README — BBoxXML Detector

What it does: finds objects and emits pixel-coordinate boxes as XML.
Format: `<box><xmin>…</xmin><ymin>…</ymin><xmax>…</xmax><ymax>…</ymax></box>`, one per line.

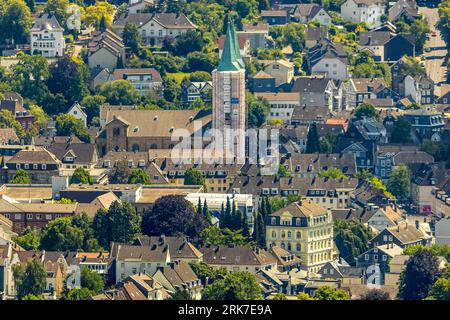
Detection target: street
<box><xmin>420</xmin><ymin>6</ymin><xmax>448</xmax><ymax>95</ymax></box>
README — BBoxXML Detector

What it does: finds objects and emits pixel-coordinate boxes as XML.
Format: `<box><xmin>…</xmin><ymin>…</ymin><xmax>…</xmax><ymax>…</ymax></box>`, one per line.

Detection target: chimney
<box><xmin>415</xmin><ymin>220</ymin><xmax>420</xmax><ymax>230</ymax></box>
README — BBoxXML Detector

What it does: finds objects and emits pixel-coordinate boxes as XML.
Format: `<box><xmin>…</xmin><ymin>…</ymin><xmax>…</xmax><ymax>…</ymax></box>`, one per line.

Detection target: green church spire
<box><xmin>217</xmin><ymin>16</ymin><xmax>243</xmax><ymax>72</ymax></box>
<box><xmin>230</xmin><ymin>18</ymin><xmax>245</xmax><ymax>69</ymax></box>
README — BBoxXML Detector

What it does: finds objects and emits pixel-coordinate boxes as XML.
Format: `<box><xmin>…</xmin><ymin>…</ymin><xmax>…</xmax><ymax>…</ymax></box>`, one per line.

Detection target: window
<box><xmin>382</xmin><ymin>255</ymin><xmax>387</xmax><ymax>261</ymax></box>
<box><xmin>27</xmin><ymin>214</ymin><xmax>33</xmax><ymax>219</ymax></box>
<box><xmin>113</xmin><ymin>128</ymin><xmax>120</xmax><ymax>136</ymax></box>
<box><xmin>42</xmin><ymin>164</ymin><xmax>46</xmax><ymax>170</ymax></box>
<box><xmin>46</xmin><ymin>214</ymin><xmax>52</xmax><ymax>220</ymax></box>
<box><xmin>365</xmin><ymin>254</ymin><xmax>369</xmax><ymax>261</ymax></box>
<box><xmin>24</xmin><ymin>164</ymin><xmax>29</xmax><ymax>169</ymax></box>
<box><xmin>271</xmin><ymin>217</ymin><xmax>276</xmax><ymax>225</ymax></box>
<box><xmin>33</xmin><ymin>164</ymin><xmax>38</xmax><ymax>169</ymax></box>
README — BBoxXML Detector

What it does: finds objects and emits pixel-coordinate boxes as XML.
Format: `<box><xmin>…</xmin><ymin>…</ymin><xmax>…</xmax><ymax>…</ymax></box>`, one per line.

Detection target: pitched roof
<box><xmin>294</xmin><ymin>4</ymin><xmax>324</xmax><ymax>19</ymax></box>
<box><xmin>6</xmin><ymin>146</ymin><xmax>60</xmax><ymax>165</ymax></box>
<box><xmin>254</xmin><ymin>92</ymin><xmax>300</xmax><ymax>101</ymax></box>
<box><xmin>110</xmin><ymin>242</ymin><xmax>169</xmax><ymax>262</ymax></box>
<box><xmin>217</xmin><ymin>18</ymin><xmax>245</xmax><ymax>71</ymax></box>
<box><xmin>292</xmin><ymin>76</ymin><xmax>333</xmax><ymax>93</ymax></box>
<box><xmin>261</xmin><ymin>10</ymin><xmax>288</xmax><ymax>17</ymax></box>
<box><xmin>47</xmin><ymin>142</ymin><xmax>96</xmax><ymax>165</ymax></box>
<box><xmin>270</xmin><ymin>199</ymin><xmax>328</xmax><ymax>218</ymax></box>
<box><xmin>199</xmin><ymin>245</ymin><xmax>277</xmax><ymax>266</ymax></box>
<box><xmin>0</xmin><ymin>128</ymin><xmax>19</xmax><ymax>145</ymax></box>
<box><xmin>31</xmin><ymin>13</ymin><xmax>63</xmax><ymax>32</ymax></box>
<box><xmin>382</xmin><ymin>222</ymin><xmax>430</xmax><ymax>245</ymax></box>
<box><xmin>89</xmin><ymin>29</ymin><xmax>124</xmax><ymax>57</ymax></box>
<box><xmin>138</xmin><ymin>235</ymin><xmax>203</xmax><ymax>260</ymax></box>
<box><xmin>103</xmin><ymin>109</ymin><xmax>211</xmax><ymax>138</ymax></box>
<box><xmin>305</xmin><ymin>26</ymin><xmax>328</xmax><ymax>41</ymax></box>
<box><xmin>113</xmin><ymin>68</ymin><xmax>162</xmax><ymax>82</ymax></box>
<box><xmin>291</xmin><ymin>106</ymin><xmax>331</xmax><ymax>122</ymax></box>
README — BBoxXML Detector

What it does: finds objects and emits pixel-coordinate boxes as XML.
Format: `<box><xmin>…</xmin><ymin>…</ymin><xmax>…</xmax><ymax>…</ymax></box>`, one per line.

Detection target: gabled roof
<box><xmin>270</xmin><ymin>200</ymin><xmax>328</xmax><ymax>218</ymax></box>
<box><xmin>294</xmin><ymin>4</ymin><xmax>324</xmax><ymax>19</ymax></box>
<box><xmin>31</xmin><ymin>13</ymin><xmax>63</xmax><ymax>32</ymax></box>
<box><xmin>138</xmin><ymin>235</ymin><xmax>203</xmax><ymax>260</ymax></box>
<box><xmin>47</xmin><ymin>141</ymin><xmax>96</xmax><ymax>164</ymax></box>
<box><xmin>113</xmin><ymin>68</ymin><xmax>162</xmax><ymax>82</ymax></box>
<box><xmin>199</xmin><ymin>245</ymin><xmax>277</xmax><ymax>266</ymax></box>
<box><xmin>6</xmin><ymin>146</ymin><xmax>60</xmax><ymax>165</ymax></box>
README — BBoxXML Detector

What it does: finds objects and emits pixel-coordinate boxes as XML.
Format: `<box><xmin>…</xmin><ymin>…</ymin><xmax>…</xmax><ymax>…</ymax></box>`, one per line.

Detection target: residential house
<box><xmin>404</xmin><ymin>75</ymin><xmax>434</xmax><ymax>105</ymax></box>
<box><xmin>30</xmin><ymin>13</ymin><xmax>65</xmax><ymax>58</ymax></box>
<box><xmin>0</xmin><ymin>198</ymin><xmax>78</xmax><ymax>233</ymax></box>
<box><xmin>114</xmin><ymin>13</ymin><xmax>197</xmax><ymax>46</ymax></box>
<box><xmin>305</xmin><ymin>26</ymin><xmax>328</xmax><ymax>49</ymax></box>
<box><xmin>388</xmin><ymin>0</ymin><xmax>419</xmax><ymax>22</ymax></box>
<box><xmin>250</xmin><ymin>70</ymin><xmax>277</xmax><ymax>93</ymax></box>
<box><xmin>112</xmin><ymin>68</ymin><xmax>163</xmax><ymax>95</ymax></box>
<box><xmin>356</xmin><ymin>244</ymin><xmax>403</xmax><ymax>284</ymax></box>
<box><xmin>435</xmin><ymin>216</ymin><xmax>450</xmax><ymax>245</ymax></box>
<box><xmin>359</xmin><ymin>32</ymin><xmax>415</xmax><ymax>62</ymax></box>
<box><xmin>266</xmin><ymin>200</ymin><xmax>334</xmax><ymax>273</ymax></box>
<box><xmin>4</xmin><ymin>146</ymin><xmax>61</xmax><ymax>184</ymax></box>
<box><xmin>350</xmin><ymin>118</ymin><xmax>388</xmax><ymax>143</ymax></box>
<box><xmin>281</xmin><ymin>153</ymin><xmax>357</xmax><ymax>178</ymax></box>
<box><xmin>365</xmin><ymin>204</ymin><xmax>405</xmax><ymax>231</ymax></box>
<box><xmin>307</xmin><ymin>39</ymin><xmax>349</xmax><ymax>80</ymax></box>
<box><xmin>199</xmin><ymin>245</ymin><xmax>278</xmax><ymax>273</ymax></box>
<box><xmin>260</xmin><ymin>60</ymin><xmax>295</xmax><ymax>87</ymax></box>
<box><xmin>137</xmin><ymin>235</ymin><xmax>203</xmax><ymax>263</ymax></box>
<box><xmin>88</xmin><ymin>30</ymin><xmax>126</xmax><ymax>70</ymax></box>
<box><xmin>404</xmin><ymin>109</ymin><xmax>445</xmax><ymax>139</ymax></box>
<box><xmin>0</xmin><ymin>97</ymin><xmax>35</xmax><ymax>129</ymax></box>
<box><xmin>91</xmin><ymin>273</ymin><xmax>169</xmax><ymax>300</ymax></box>
<box><xmin>370</xmin><ymin>221</ymin><xmax>432</xmax><ymax>249</ymax></box>
<box><xmin>292</xmin><ymin>4</ymin><xmax>332</xmax><ymax>26</ymax></box>
<box><xmin>376</xmin><ymin>145</ymin><xmax>433</xmax><ymax>180</ymax></box>
<box><xmin>66</xmin><ymin>103</ymin><xmax>87</xmax><ymax>127</ymax></box>
<box><xmin>181</xmin><ymin>81</ymin><xmax>212</xmax><ymax>105</ymax></box>
<box><xmin>127</xmin><ymin>0</ymin><xmax>154</xmax><ymax>14</ymax></box>
<box><xmin>110</xmin><ymin>242</ymin><xmax>171</xmax><ymax>284</ymax></box>
<box><xmin>291</xmin><ymin>106</ymin><xmax>332</xmax><ymax>125</ymax></box>
<box><xmin>383</xmin><ymin>254</ymin><xmax>409</xmax><ymax>286</ymax></box>
<box><xmin>0</xmin><ymin>129</ymin><xmax>19</xmax><ymax>146</ymax></box>
<box><xmin>317</xmin><ymin>260</ymin><xmax>366</xmax><ymax>285</ymax></box>
<box><xmin>341</xmin><ymin>0</ymin><xmax>385</xmax><ymax>26</ymax></box>
<box><xmin>335</xmin><ymin>137</ymin><xmax>375</xmax><ymax>172</ymax></box>
<box><xmin>152</xmin><ymin>260</ymin><xmax>202</xmax><ymax>299</ymax></box>
<box><xmin>255</xmin><ymin>92</ymin><xmax>300</xmax><ymax>123</ymax></box>
<box><xmin>46</xmin><ymin>139</ymin><xmax>98</xmax><ymax>171</ymax></box>
<box><xmin>238</xmin><ymin>23</ymin><xmax>272</xmax><ymax>51</ymax></box>
<box><xmin>343</xmin><ymin>78</ymin><xmax>396</xmax><ymax>110</ymax></box>
<box><xmin>90</xmin><ymin>67</ymin><xmax>114</xmax><ymax>90</ymax></box>
<box><xmin>75</xmin><ymin>192</ymin><xmax>120</xmax><ymax>218</ymax></box>
<box><xmin>269</xmin><ymin>246</ymin><xmax>301</xmax><ymax>272</ymax></box>
<box><xmin>292</xmin><ymin>76</ymin><xmax>336</xmax><ymax>110</ymax></box>
<box><xmin>261</xmin><ymin>10</ymin><xmax>289</xmax><ymax>25</ymax></box>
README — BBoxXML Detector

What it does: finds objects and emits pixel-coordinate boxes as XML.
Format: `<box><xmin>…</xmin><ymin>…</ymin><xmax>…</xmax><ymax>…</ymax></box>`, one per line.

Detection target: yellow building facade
<box><xmin>266</xmin><ymin>200</ymin><xmax>334</xmax><ymax>273</ymax></box>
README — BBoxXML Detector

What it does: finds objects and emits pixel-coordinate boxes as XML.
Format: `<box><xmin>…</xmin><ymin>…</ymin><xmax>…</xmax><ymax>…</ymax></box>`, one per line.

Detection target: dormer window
<box><xmin>128</xmin><ymin>160</ymin><xmax>134</xmax><ymax>167</ymax></box>
<box><xmin>138</xmin><ymin>160</ymin><xmax>145</xmax><ymax>167</ymax></box>
<box><xmin>65</xmin><ymin>156</ymin><xmax>73</xmax><ymax>162</ymax></box>
<box><xmin>103</xmin><ymin>160</ymin><xmax>111</xmax><ymax>168</ymax></box>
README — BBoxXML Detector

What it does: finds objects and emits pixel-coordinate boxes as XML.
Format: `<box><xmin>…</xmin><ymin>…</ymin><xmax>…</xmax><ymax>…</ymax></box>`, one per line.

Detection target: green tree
<box><xmin>28</xmin><ymin>105</ymin><xmax>50</xmax><ymax>131</ymax></box>
<box><xmin>272</xmin><ymin>293</ymin><xmax>287</xmax><ymax>300</ymax></box>
<box><xmin>398</xmin><ymin>249</ymin><xmax>442</xmax><ymax>300</ymax></box>
<box><xmin>80</xmin><ymin>267</ymin><xmax>105</xmax><ymax>293</ymax></box>
<box><xmin>12</xmin><ymin>54</ymin><xmax>49</xmax><ymax>103</ymax></box>
<box><xmin>80</xmin><ymin>95</ymin><xmax>106</xmax><ymax>125</ymax></box>
<box><xmin>55</xmin><ymin>114</ymin><xmax>91</xmax><ymax>143</ymax></box>
<box><xmin>169</xmin><ymin>290</ymin><xmax>192</xmax><ymax>300</ymax></box>
<box><xmin>71</xmin><ymin>167</ymin><xmax>92</xmax><ymax>184</ymax></box>
<box><xmin>13</xmin><ymin>260</ymin><xmax>47</xmax><ymax>299</ymax></box>
<box><xmin>306</xmin><ymin>122</ymin><xmax>320</xmax><ymax>153</ymax></box>
<box><xmin>297</xmin><ymin>292</ymin><xmax>316</xmax><ymax>300</ymax></box>
<box><xmin>108</xmin><ymin>160</ymin><xmax>131</xmax><ymax>184</ymax></box>
<box><xmin>171</xmin><ymin>30</ymin><xmax>204</xmax><ymax>56</ymax></box>
<box><xmin>128</xmin><ymin>168</ymin><xmax>151</xmax><ymax>184</ymax></box>
<box><xmin>122</xmin><ymin>22</ymin><xmax>141</xmax><ymax>55</ymax></box>
<box><xmin>63</xmin><ymin>288</ymin><xmax>93</xmax><ymax>300</ymax></box>
<box><xmin>313</xmin><ymin>286</ymin><xmax>349</xmax><ymax>300</ymax></box>
<box><xmin>354</xmin><ymin>103</ymin><xmax>381</xmax><ymax>121</ymax></box>
<box><xmin>360</xmin><ymin>288</ymin><xmax>390</xmax><ymax>300</ymax></box>
<box><xmin>142</xmin><ymin>195</ymin><xmax>209</xmax><ymax>240</ymax></box>
<box><xmin>202</xmin><ymin>271</ymin><xmax>262</xmax><ymax>300</ymax></box>
<box><xmin>184</xmin><ymin>168</ymin><xmax>206</xmax><ymax>186</ymax></box>
<box><xmin>387</xmin><ymin>165</ymin><xmax>411</xmax><ymax>201</ymax></box>
<box><xmin>10</xmin><ymin>169</ymin><xmax>31</xmax><ymax>184</ymax></box>
<box><xmin>97</xmin><ymin>80</ymin><xmax>141</xmax><ymax>105</ymax></box>
<box><xmin>13</xmin><ymin>228</ymin><xmax>40</xmax><ymax>250</ymax></box>
<box><xmin>189</xmin><ymin>261</ymin><xmax>228</xmax><ymax>286</ymax></box>
<box><xmin>247</xmin><ymin>93</ymin><xmax>269</xmax><ymax>128</ymax></box>
<box><xmin>47</xmin><ymin>55</ymin><xmax>90</xmax><ymax>104</ymax></box>
<box><xmin>427</xmin><ymin>276</ymin><xmax>450</xmax><ymax>300</ymax></box>
<box><xmin>202</xmin><ymin>199</ymin><xmax>212</xmax><ymax>222</ymax></box>
<box><xmin>200</xmin><ymin>226</ymin><xmax>253</xmax><ymax>246</ymax></box>
<box><xmin>92</xmin><ymin>201</ymin><xmax>142</xmax><ymax>249</ymax></box>
<box><xmin>187</xmin><ymin>51</ymin><xmax>218</xmax><ymax>73</ymax></box>
<box><xmin>0</xmin><ymin>109</ymin><xmax>26</xmax><ymax>139</ymax></box>
<box><xmin>334</xmin><ymin>219</ymin><xmax>373</xmax><ymax>265</ymax></box>
<box><xmin>319</xmin><ymin>168</ymin><xmax>348</xmax><ymax>180</ymax></box>
<box><xmin>390</xmin><ymin>116</ymin><xmax>412</xmax><ymax>143</ymax></box>
<box><xmin>44</xmin><ymin>0</ymin><xmax>69</xmax><ymax>27</ymax></box>
<box><xmin>0</xmin><ymin>0</ymin><xmax>33</xmax><ymax>45</ymax></box>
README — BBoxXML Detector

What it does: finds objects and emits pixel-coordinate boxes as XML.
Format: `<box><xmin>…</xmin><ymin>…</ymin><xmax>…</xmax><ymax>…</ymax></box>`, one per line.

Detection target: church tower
<box><xmin>212</xmin><ymin>18</ymin><xmax>246</xmax><ymax>163</ymax></box>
